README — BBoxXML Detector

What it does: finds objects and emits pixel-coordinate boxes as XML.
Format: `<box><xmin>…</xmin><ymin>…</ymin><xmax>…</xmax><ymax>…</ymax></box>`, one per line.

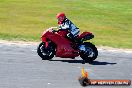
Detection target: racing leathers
<box><xmin>58</xmin><ymin>18</ymin><xmax>80</xmax><ymax>42</ymax></box>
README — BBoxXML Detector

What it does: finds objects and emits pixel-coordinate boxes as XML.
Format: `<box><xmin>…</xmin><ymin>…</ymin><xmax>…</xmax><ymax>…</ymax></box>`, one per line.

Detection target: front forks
<box><xmin>41</xmin><ymin>37</ymin><xmax>48</xmax><ymax>48</ymax></box>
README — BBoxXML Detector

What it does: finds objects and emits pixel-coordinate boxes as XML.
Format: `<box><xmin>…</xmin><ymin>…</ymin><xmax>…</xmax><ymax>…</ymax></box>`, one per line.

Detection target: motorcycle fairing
<box><xmin>41</xmin><ymin>29</ymin><xmax>79</xmax><ymax>58</ymax></box>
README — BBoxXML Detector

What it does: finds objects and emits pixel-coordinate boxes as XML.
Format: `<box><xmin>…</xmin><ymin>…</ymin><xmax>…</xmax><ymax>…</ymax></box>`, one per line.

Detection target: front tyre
<box><xmin>37</xmin><ymin>42</ymin><xmax>55</xmax><ymax>60</ymax></box>
<box><xmin>80</xmin><ymin>42</ymin><xmax>98</xmax><ymax>63</ymax></box>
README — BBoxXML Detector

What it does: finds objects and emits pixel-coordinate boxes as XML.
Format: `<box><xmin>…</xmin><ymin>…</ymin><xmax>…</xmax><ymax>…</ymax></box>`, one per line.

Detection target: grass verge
<box><xmin>0</xmin><ymin>0</ymin><xmax>132</xmax><ymax>48</ymax></box>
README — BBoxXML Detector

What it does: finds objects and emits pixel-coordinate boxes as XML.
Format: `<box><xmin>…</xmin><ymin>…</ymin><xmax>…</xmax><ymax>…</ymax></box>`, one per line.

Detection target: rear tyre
<box><xmin>80</xmin><ymin>42</ymin><xmax>98</xmax><ymax>63</ymax></box>
<box><xmin>37</xmin><ymin>42</ymin><xmax>55</xmax><ymax>60</ymax></box>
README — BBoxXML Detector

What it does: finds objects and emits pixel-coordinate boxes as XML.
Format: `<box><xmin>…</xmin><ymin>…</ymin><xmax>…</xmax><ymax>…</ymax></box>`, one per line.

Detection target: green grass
<box><xmin>0</xmin><ymin>0</ymin><xmax>132</xmax><ymax>48</ymax></box>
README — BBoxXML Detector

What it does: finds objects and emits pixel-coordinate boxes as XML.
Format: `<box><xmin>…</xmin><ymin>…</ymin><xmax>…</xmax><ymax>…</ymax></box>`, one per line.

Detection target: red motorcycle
<box><xmin>37</xmin><ymin>27</ymin><xmax>98</xmax><ymax>63</ymax></box>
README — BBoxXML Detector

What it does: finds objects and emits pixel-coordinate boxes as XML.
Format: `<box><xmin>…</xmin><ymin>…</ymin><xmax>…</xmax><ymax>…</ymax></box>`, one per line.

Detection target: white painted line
<box><xmin>0</xmin><ymin>40</ymin><xmax>132</xmax><ymax>53</ymax></box>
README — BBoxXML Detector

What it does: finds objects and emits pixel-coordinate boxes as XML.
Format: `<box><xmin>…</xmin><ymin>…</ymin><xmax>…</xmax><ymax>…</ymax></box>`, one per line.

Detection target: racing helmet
<box><xmin>56</xmin><ymin>12</ymin><xmax>66</xmax><ymax>24</ymax></box>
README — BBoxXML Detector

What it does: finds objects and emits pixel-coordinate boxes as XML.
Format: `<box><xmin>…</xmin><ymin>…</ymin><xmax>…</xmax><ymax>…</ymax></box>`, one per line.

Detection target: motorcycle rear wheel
<box><xmin>37</xmin><ymin>42</ymin><xmax>55</xmax><ymax>60</ymax></box>
<box><xmin>80</xmin><ymin>42</ymin><xmax>98</xmax><ymax>63</ymax></box>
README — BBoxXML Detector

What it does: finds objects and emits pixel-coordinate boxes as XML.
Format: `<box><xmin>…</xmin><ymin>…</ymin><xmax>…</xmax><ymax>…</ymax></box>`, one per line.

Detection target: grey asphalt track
<box><xmin>0</xmin><ymin>43</ymin><xmax>132</xmax><ymax>88</ymax></box>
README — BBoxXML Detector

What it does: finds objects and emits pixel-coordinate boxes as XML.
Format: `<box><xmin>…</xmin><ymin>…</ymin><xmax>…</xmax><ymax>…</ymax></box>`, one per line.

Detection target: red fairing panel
<box><xmin>78</xmin><ymin>32</ymin><xmax>92</xmax><ymax>39</ymax></box>
<box><xmin>57</xmin><ymin>30</ymin><xmax>68</xmax><ymax>37</ymax></box>
<box><xmin>41</xmin><ymin>29</ymin><xmax>79</xmax><ymax>58</ymax></box>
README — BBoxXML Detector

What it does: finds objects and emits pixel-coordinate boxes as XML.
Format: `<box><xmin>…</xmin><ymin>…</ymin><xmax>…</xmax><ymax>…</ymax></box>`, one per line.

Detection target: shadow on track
<box><xmin>50</xmin><ymin>60</ymin><xmax>117</xmax><ymax>65</ymax></box>
<box><xmin>89</xmin><ymin>61</ymin><xmax>117</xmax><ymax>65</ymax></box>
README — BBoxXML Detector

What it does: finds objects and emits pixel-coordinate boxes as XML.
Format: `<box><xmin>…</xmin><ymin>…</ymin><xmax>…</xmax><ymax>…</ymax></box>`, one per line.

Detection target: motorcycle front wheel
<box><xmin>37</xmin><ymin>42</ymin><xmax>55</xmax><ymax>60</ymax></box>
<box><xmin>80</xmin><ymin>42</ymin><xmax>98</xmax><ymax>63</ymax></box>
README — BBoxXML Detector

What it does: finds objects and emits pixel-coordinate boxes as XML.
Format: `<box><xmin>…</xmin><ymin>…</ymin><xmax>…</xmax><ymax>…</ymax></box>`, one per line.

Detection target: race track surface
<box><xmin>0</xmin><ymin>43</ymin><xmax>132</xmax><ymax>88</ymax></box>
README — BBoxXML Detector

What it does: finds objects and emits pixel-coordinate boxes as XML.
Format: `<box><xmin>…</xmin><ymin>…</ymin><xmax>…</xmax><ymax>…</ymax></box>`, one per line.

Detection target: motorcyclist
<box><xmin>56</xmin><ymin>12</ymin><xmax>80</xmax><ymax>42</ymax></box>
